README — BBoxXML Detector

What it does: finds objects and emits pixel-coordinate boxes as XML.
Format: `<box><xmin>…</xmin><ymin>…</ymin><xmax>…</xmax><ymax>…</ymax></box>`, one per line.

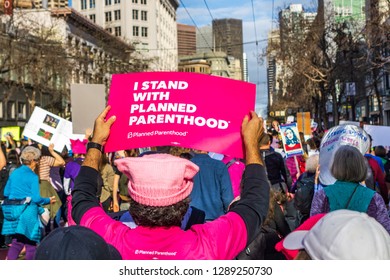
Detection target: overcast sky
<box><xmin>176</xmin><ymin>0</ymin><xmax>317</xmax><ymax>117</ymax></box>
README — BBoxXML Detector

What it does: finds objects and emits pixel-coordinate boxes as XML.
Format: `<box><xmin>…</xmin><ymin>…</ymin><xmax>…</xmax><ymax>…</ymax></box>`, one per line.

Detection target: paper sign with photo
<box><xmin>71</xmin><ymin>84</ymin><xmax>106</xmax><ymax>134</ymax></box>
<box><xmin>105</xmin><ymin>72</ymin><xmax>256</xmax><ymax>159</ymax></box>
<box><xmin>23</xmin><ymin>106</ymin><xmax>73</xmax><ymax>152</ymax></box>
<box><xmin>280</xmin><ymin>123</ymin><xmax>303</xmax><ymax>158</ymax></box>
<box><xmin>1</xmin><ymin>126</ymin><xmax>20</xmax><ymax>141</ymax></box>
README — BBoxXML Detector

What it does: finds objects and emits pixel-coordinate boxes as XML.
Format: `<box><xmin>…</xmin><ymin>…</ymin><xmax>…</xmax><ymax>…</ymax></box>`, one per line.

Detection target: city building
<box><xmin>243</xmin><ymin>52</ymin><xmax>248</xmax><ymax>82</ymax></box>
<box><xmin>71</xmin><ymin>0</ymin><xmax>179</xmax><ymax>71</ymax></box>
<box><xmin>196</xmin><ymin>25</ymin><xmax>212</xmax><ymax>53</ymax></box>
<box><xmin>0</xmin><ymin>0</ymin><xmax>69</xmax><ymax>9</ymax></box>
<box><xmin>364</xmin><ymin>0</ymin><xmax>390</xmax><ymax>125</ymax></box>
<box><xmin>178</xmin><ymin>51</ymin><xmax>242</xmax><ymax>80</ymax></box>
<box><xmin>212</xmin><ymin>18</ymin><xmax>243</xmax><ymax>80</ymax></box>
<box><xmin>0</xmin><ymin>7</ymin><xmax>136</xmax><ymax>127</ymax></box>
<box><xmin>177</xmin><ymin>23</ymin><xmax>196</xmax><ymax>56</ymax></box>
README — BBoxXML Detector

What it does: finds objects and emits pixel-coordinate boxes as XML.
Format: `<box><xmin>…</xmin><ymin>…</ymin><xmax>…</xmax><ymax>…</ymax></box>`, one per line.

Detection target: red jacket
<box><xmin>366</xmin><ymin>156</ymin><xmax>389</xmax><ymax>205</ymax></box>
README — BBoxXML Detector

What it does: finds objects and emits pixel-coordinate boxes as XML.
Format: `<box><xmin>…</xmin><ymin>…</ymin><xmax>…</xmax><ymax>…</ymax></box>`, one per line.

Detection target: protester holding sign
<box><xmin>72</xmin><ymin>107</ymin><xmax>269</xmax><ymax>259</ymax></box>
<box><xmin>37</xmin><ymin>144</ymin><xmax>65</xmax><ymax>234</ymax></box>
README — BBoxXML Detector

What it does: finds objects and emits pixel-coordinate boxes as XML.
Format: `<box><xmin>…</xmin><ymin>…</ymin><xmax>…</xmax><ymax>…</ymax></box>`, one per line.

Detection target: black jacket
<box><xmin>260</xmin><ymin>149</ymin><xmax>292</xmax><ymax>187</ymax></box>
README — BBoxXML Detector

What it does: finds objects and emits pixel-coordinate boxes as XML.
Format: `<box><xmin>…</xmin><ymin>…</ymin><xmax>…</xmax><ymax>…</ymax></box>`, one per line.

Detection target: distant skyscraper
<box><xmin>243</xmin><ymin>53</ymin><xmax>249</xmax><ymax>82</ymax></box>
<box><xmin>196</xmin><ymin>25</ymin><xmax>213</xmax><ymax>53</ymax></box>
<box><xmin>279</xmin><ymin>4</ymin><xmax>316</xmax><ymax>51</ymax></box>
<box><xmin>177</xmin><ymin>23</ymin><xmax>196</xmax><ymax>56</ymax></box>
<box><xmin>72</xmin><ymin>0</ymin><xmax>179</xmax><ymax>71</ymax></box>
<box><xmin>212</xmin><ymin>18</ymin><xmax>244</xmax><ymax>80</ymax></box>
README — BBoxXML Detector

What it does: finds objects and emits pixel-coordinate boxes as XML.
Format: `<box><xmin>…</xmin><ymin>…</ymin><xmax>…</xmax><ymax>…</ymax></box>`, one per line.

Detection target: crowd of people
<box><xmin>0</xmin><ymin>109</ymin><xmax>390</xmax><ymax>260</ymax></box>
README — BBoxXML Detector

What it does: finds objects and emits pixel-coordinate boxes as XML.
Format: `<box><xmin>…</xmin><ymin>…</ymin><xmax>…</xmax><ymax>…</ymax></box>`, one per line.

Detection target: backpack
<box><xmin>0</xmin><ymin>163</ymin><xmax>17</xmax><ymax>200</ymax></box>
<box><xmin>293</xmin><ymin>173</ymin><xmax>315</xmax><ymax>224</ymax></box>
<box><xmin>235</xmin><ymin>225</ymin><xmax>285</xmax><ymax>260</ymax></box>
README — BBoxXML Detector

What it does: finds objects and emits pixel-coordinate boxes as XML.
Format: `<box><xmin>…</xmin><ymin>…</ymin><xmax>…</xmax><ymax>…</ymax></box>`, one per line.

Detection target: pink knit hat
<box><xmin>70</xmin><ymin>139</ymin><xmax>88</xmax><ymax>155</ymax></box>
<box><xmin>115</xmin><ymin>154</ymin><xmax>199</xmax><ymax>207</ymax></box>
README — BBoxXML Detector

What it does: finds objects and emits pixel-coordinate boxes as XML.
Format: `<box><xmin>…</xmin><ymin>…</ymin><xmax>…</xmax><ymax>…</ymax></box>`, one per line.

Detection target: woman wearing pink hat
<box><xmin>71</xmin><ymin>107</ymin><xmax>269</xmax><ymax>260</ymax></box>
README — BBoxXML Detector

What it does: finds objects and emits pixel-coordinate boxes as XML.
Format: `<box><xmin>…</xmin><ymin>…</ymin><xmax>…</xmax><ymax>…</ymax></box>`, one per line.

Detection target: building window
<box><xmin>114</xmin><ymin>0</ymin><xmax>120</xmax><ymax>3</ymax></box>
<box><xmin>81</xmin><ymin>0</ymin><xmax>87</xmax><ymax>9</ymax></box>
<box><xmin>7</xmin><ymin>101</ymin><xmax>15</xmax><ymax>119</ymax></box>
<box><xmin>141</xmin><ymin>0</ymin><xmax>146</xmax><ymax>4</ymax></box>
<box><xmin>141</xmin><ymin>27</ymin><xmax>148</xmax><ymax>37</ymax></box>
<box><xmin>18</xmin><ymin>102</ymin><xmax>26</xmax><ymax>119</ymax></box>
<box><xmin>105</xmin><ymin>11</ymin><xmax>112</xmax><ymax>22</ymax></box>
<box><xmin>133</xmin><ymin>26</ymin><xmax>139</xmax><ymax>36</ymax></box>
<box><xmin>105</xmin><ymin>0</ymin><xmax>111</xmax><ymax>5</ymax></box>
<box><xmin>106</xmin><ymin>27</ymin><xmax>112</xmax><ymax>33</ymax></box>
<box><xmin>141</xmin><ymin>10</ymin><xmax>147</xmax><ymax>21</ymax></box>
<box><xmin>132</xmin><ymin>9</ymin><xmax>138</xmax><ymax>20</ymax></box>
<box><xmin>114</xmin><ymin>10</ymin><xmax>121</xmax><ymax>20</ymax></box>
<box><xmin>132</xmin><ymin>0</ymin><xmax>138</xmax><ymax>3</ymax></box>
<box><xmin>89</xmin><ymin>0</ymin><xmax>95</xmax><ymax>8</ymax></box>
<box><xmin>89</xmin><ymin>14</ymin><xmax>96</xmax><ymax>22</ymax></box>
<box><xmin>115</xmin><ymin>26</ymin><xmax>121</xmax><ymax>37</ymax></box>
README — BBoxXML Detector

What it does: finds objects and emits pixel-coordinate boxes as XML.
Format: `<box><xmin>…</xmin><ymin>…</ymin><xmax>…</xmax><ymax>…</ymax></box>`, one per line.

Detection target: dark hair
<box><xmin>331</xmin><ymin>145</ymin><xmax>367</xmax><ymax>183</ymax></box>
<box><xmin>258</xmin><ymin>133</ymin><xmax>271</xmax><ymax>147</ymax></box>
<box><xmin>284</xmin><ymin>128</ymin><xmax>300</xmax><ymax>145</ymax></box>
<box><xmin>7</xmin><ymin>149</ymin><xmax>20</xmax><ymax>166</ymax></box>
<box><xmin>129</xmin><ymin>197</ymin><xmax>190</xmax><ymax>228</ymax></box>
<box><xmin>374</xmin><ymin>146</ymin><xmax>387</xmax><ymax>158</ymax></box>
<box><xmin>40</xmin><ymin>145</ymin><xmax>52</xmax><ymax>157</ymax></box>
<box><xmin>179</xmin><ymin>152</ymin><xmax>193</xmax><ymax>160</ymax></box>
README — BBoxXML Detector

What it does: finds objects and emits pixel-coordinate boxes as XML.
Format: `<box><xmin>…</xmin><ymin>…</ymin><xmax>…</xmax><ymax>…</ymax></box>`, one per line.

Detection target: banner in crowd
<box><xmin>363</xmin><ymin>124</ymin><xmax>390</xmax><ymax>148</ymax></box>
<box><xmin>1</xmin><ymin>126</ymin><xmax>20</xmax><ymax>141</ymax></box>
<box><xmin>105</xmin><ymin>72</ymin><xmax>256</xmax><ymax>158</ymax></box>
<box><xmin>319</xmin><ymin>124</ymin><xmax>370</xmax><ymax>186</ymax></box>
<box><xmin>71</xmin><ymin>84</ymin><xmax>106</xmax><ymax>134</ymax></box>
<box><xmin>23</xmin><ymin>106</ymin><xmax>73</xmax><ymax>152</ymax></box>
<box><xmin>279</xmin><ymin>123</ymin><xmax>303</xmax><ymax>158</ymax></box>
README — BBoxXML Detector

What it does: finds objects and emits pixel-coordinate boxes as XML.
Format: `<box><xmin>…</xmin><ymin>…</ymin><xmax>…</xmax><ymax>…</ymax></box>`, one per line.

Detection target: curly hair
<box><xmin>129</xmin><ymin>197</ymin><xmax>190</xmax><ymax>228</ymax></box>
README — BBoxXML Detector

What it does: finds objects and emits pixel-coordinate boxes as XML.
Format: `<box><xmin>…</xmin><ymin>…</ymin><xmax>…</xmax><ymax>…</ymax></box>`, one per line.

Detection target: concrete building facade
<box><xmin>71</xmin><ymin>0</ymin><xmax>179</xmax><ymax>71</ymax></box>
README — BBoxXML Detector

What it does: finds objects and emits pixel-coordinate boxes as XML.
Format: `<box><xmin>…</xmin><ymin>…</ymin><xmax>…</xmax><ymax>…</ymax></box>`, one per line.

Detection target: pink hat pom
<box><xmin>70</xmin><ymin>139</ymin><xmax>88</xmax><ymax>155</ymax></box>
<box><xmin>115</xmin><ymin>154</ymin><xmax>199</xmax><ymax>207</ymax></box>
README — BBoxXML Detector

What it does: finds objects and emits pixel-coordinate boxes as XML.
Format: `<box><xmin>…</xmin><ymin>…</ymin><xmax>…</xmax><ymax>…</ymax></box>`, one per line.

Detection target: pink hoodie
<box><xmin>80</xmin><ymin>207</ymin><xmax>247</xmax><ymax>260</ymax></box>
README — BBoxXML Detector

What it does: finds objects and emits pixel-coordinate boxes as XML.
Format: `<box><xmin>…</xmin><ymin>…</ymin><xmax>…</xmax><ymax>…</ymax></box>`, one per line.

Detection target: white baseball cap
<box><xmin>283</xmin><ymin>210</ymin><xmax>390</xmax><ymax>260</ymax></box>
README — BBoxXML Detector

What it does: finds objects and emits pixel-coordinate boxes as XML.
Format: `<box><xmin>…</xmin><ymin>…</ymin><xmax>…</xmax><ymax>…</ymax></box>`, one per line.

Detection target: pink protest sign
<box><xmin>105</xmin><ymin>72</ymin><xmax>256</xmax><ymax>158</ymax></box>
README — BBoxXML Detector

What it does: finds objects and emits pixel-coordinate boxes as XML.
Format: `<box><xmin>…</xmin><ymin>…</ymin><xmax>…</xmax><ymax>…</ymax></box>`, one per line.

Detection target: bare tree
<box><xmin>0</xmin><ymin>7</ymin><xmax>151</xmax><ymax>120</ymax></box>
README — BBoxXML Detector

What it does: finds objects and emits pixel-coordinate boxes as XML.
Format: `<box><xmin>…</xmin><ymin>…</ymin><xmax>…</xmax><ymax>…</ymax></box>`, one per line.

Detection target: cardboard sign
<box><xmin>319</xmin><ymin>124</ymin><xmax>370</xmax><ymax>186</ymax></box>
<box><xmin>297</xmin><ymin>112</ymin><xmax>311</xmax><ymax>135</ymax></box>
<box><xmin>279</xmin><ymin>123</ymin><xmax>303</xmax><ymax>158</ymax></box>
<box><xmin>1</xmin><ymin>126</ymin><xmax>20</xmax><ymax>141</ymax></box>
<box><xmin>23</xmin><ymin>106</ymin><xmax>73</xmax><ymax>152</ymax></box>
<box><xmin>363</xmin><ymin>124</ymin><xmax>390</xmax><ymax>148</ymax></box>
<box><xmin>71</xmin><ymin>84</ymin><xmax>106</xmax><ymax>134</ymax></box>
<box><xmin>105</xmin><ymin>72</ymin><xmax>256</xmax><ymax>158</ymax></box>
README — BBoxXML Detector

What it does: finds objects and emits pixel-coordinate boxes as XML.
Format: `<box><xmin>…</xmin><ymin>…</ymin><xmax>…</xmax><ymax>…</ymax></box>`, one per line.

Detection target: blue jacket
<box><xmin>2</xmin><ymin>165</ymin><xmax>50</xmax><ymax>242</ymax></box>
<box><xmin>190</xmin><ymin>153</ymin><xmax>233</xmax><ymax>221</ymax></box>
